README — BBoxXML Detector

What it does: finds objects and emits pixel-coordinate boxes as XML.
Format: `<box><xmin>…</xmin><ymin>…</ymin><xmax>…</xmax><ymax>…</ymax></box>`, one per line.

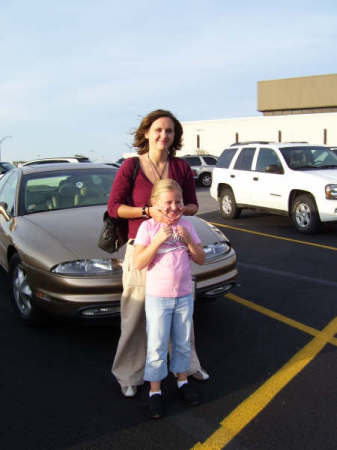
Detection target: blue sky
<box><xmin>1</xmin><ymin>0</ymin><xmax>337</xmax><ymax>162</ymax></box>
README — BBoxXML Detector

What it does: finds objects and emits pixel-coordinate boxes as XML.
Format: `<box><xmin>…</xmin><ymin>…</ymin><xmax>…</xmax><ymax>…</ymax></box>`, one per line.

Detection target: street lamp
<box><xmin>0</xmin><ymin>136</ymin><xmax>12</xmax><ymax>160</ymax></box>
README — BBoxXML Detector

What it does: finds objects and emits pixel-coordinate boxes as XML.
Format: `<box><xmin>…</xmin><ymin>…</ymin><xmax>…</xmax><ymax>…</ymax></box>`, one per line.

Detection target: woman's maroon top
<box><xmin>107</xmin><ymin>156</ymin><xmax>198</xmax><ymax>239</ymax></box>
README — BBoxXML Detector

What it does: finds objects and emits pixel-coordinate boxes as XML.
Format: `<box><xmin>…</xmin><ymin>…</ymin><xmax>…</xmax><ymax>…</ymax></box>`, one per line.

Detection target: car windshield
<box><xmin>280</xmin><ymin>146</ymin><xmax>337</xmax><ymax>170</ymax></box>
<box><xmin>21</xmin><ymin>168</ymin><xmax>116</xmax><ymax>214</ymax></box>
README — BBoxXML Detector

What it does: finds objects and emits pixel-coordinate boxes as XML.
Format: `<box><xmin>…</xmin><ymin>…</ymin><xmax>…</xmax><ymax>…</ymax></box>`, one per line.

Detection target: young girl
<box><xmin>133</xmin><ymin>179</ymin><xmax>205</xmax><ymax>418</ymax></box>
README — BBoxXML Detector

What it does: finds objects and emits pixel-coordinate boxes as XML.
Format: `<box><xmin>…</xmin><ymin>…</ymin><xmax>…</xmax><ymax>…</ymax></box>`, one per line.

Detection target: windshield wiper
<box><xmin>319</xmin><ymin>164</ymin><xmax>337</xmax><ymax>169</ymax></box>
<box><xmin>292</xmin><ymin>165</ymin><xmax>317</xmax><ymax>170</ymax></box>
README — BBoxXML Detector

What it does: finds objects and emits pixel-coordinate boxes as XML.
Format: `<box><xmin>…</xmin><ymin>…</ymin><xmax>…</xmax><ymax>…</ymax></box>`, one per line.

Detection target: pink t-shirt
<box><xmin>134</xmin><ymin>218</ymin><xmax>201</xmax><ymax>297</ymax></box>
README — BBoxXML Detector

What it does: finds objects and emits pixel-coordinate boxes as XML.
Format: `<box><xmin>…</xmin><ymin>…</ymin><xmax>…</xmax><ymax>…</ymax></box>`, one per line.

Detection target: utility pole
<box><xmin>0</xmin><ymin>136</ymin><xmax>12</xmax><ymax>160</ymax></box>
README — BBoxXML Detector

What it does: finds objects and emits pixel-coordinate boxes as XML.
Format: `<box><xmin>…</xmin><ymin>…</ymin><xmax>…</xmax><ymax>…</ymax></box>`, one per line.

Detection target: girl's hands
<box><xmin>153</xmin><ymin>224</ymin><xmax>172</xmax><ymax>245</ymax></box>
<box><xmin>176</xmin><ymin>225</ymin><xmax>192</xmax><ymax>245</ymax></box>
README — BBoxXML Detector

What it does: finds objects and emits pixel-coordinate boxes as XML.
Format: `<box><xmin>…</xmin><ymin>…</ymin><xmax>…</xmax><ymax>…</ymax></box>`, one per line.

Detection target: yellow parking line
<box><xmin>226</xmin><ymin>293</ymin><xmax>337</xmax><ymax>347</ymax></box>
<box><xmin>210</xmin><ymin>221</ymin><xmax>337</xmax><ymax>252</ymax></box>
<box><xmin>193</xmin><ymin>315</ymin><xmax>337</xmax><ymax>449</ymax></box>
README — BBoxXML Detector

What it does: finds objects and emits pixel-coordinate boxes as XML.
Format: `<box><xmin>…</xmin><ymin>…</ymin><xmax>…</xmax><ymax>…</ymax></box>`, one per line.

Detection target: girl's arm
<box><xmin>134</xmin><ymin>225</ymin><xmax>172</xmax><ymax>270</ymax></box>
<box><xmin>186</xmin><ymin>242</ymin><xmax>205</xmax><ymax>265</ymax></box>
<box><xmin>177</xmin><ymin>225</ymin><xmax>205</xmax><ymax>265</ymax></box>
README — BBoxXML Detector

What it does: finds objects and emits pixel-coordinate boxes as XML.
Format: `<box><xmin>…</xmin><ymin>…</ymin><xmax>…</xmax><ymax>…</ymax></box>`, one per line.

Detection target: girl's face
<box><xmin>154</xmin><ymin>189</ymin><xmax>183</xmax><ymax>220</ymax></box>
<box><xmin>145</xmin><ymin>117</ymin><xmax>175</xmax><ymax>153</ymax></box>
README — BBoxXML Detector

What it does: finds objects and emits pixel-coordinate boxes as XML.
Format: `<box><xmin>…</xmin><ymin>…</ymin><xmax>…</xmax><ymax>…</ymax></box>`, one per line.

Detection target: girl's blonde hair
<box><xmin>150</xmin><ymin>179</ymin><xmax>183</xmax><ymax>206</ymax></box>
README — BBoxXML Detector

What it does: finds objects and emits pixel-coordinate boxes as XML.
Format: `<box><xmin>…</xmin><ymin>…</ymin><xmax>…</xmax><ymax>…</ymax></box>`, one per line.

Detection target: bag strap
<box><xmin>131</xmin><ymin>157</ymin><xmax>139</xmax><ymax>183</ymax></box>
<box><xmin>125</xmin><ymin>157</ymin><xmax>139</xmax><ymax>205</ymax></box>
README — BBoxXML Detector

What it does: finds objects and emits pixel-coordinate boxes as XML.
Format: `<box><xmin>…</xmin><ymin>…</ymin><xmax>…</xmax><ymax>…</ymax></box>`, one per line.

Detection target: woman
<box><xmin>108</xmin><ymin>109</ymin><xmax>209</xmax><ymax>397</ymax></box>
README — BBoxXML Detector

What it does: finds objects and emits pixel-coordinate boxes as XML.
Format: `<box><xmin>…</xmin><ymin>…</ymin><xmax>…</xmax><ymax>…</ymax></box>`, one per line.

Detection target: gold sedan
<box><xmin>0</xmin><ymin>163</ymin><xmax>237</xmax><ymax>325</ymax></box>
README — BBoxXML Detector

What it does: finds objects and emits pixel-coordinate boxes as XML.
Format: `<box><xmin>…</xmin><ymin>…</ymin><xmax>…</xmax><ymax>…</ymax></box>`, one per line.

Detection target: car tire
<box><xmin>9</xmin><ymin>253</ymin><xmax>44</xmax><ymax>326</ymax></box>
<box><xmin>199</xmin><ymin>173</ymin><xmax>212</xmax><ymax>187</ymax></box>
<box><xmin>219</xmin><ymin>187</ymin><xmax>241</xmax><ymax>219</ymax></box>
<box><xmin>291</xmin><ymin>194</ymin><xmax>321</xmax><ymax>234</ymax></box>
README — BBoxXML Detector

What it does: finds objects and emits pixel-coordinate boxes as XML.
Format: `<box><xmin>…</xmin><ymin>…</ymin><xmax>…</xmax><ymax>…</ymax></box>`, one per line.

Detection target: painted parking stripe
<box><xmin>193</xmin><ymin>315</ymin><xmax>337</xmax><ymax>449</ymax></box>
<box><xmin>226</xmin><ymin>293</ymin><xmax>337</xmax><ymax>347</ymax></box>
<box><xmin>238</xmin><ymin>262</ymin><xmax>337</xmax><ymax>288</ymax></box>
<box><xmin>211</xmin><ymin>221</ymin><xmax>337</xmax><ymax>252</ymax></box>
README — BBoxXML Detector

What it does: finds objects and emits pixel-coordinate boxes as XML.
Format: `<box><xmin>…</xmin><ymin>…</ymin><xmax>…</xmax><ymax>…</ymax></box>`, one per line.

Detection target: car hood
<box><xmin>12</xmin><ymin>208</ymin><xmax>227</xmax><ymax>271</ymax></box>
<box><xmin>293</xmin><ymin>168</ymin><xmax>337</xmax><ymax>183</ymax></box>
<box><xmin>15</xmin><ymin>206</ymin><xmax>122</xmax><ymax>270</ymax></box>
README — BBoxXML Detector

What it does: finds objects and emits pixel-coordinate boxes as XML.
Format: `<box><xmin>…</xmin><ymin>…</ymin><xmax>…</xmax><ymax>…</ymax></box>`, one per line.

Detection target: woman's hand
<box><xmin>150</xmin><ymin>206</ymin><xmax>179</xmax><ymax>224</ymax></box>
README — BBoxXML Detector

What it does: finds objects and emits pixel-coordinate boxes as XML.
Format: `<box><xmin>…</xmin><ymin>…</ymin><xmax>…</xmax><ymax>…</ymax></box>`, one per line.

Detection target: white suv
<box><xmin>210</xmin><ymin>142</ymin><xmax>337</xmax><ymax>233</ymax></box>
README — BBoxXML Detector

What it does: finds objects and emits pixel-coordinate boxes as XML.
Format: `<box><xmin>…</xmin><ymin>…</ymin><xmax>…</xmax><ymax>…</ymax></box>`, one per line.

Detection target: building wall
<box><xmin>258</xmin><ymin>74</ymin><xmax>337</xmax><ymax>114</ymax></box>
<box><xmin>181</xmin><ymin>112</ymin><xmax>337</xmax><ymax>156</ymax></box>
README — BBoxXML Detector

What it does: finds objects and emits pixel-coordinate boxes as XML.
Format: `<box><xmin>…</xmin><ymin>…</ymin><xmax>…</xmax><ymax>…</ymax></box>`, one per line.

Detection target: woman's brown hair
<box><xmin>133</xmin><ymin>109</ymin><xmax>183</xmax><ymax>156</ymax></box>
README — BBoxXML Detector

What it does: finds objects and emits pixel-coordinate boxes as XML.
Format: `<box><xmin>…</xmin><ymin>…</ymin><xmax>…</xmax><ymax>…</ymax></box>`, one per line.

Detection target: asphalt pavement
<box><xmin>1</xmin><ymin>187</ymin><xmax>336</xmax><ymax>450</ymax></box>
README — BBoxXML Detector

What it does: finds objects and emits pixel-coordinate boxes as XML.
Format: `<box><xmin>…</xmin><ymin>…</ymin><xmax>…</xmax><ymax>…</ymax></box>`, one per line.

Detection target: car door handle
<box><xmin>253</xmin><ymin>177</ymin><xmax>259</xmax><ymax>181</ymax></box>
<box><xmin>230</xmin><ymin>174</ymin><xmax>235</xmax><ymax>178</ymax></box>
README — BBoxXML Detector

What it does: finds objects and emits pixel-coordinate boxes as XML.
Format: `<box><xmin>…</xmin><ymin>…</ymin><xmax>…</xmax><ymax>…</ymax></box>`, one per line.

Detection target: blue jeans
<box><xmin>144</xmin><ymin>294</ymin><xmax>194</xmax><ymax>382</ymax></box>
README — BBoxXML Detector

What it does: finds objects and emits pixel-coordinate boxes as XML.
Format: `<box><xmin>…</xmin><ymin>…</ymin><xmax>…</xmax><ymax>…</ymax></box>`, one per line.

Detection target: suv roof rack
<box><xmin>230</xmin><ymin>141</ymin><xmax>276</xmax><ymax>146</ymax></box>
<box><xmin>279</xmin><ymin>141</ymin><xmax>308</xmax><ymax>144</ymax></box>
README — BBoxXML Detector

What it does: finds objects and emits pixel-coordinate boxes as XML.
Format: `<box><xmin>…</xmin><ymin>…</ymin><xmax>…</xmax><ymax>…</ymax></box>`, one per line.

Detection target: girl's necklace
<box><xmin>147</xmin><ymin>154</ymin><xmax>168</xmax><ymax>181</ymax></box>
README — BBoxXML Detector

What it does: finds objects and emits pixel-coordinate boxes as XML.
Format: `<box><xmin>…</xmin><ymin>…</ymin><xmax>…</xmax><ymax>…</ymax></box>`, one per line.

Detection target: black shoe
<box><xmin>178</xmin><ymin>383</ymin><xmax>200</xmax><ymax>406</ymax></box>
<box><xmin>149</xmin><ymin>394</ymin><xmax>164</xmax><ymax>419</ymax></box>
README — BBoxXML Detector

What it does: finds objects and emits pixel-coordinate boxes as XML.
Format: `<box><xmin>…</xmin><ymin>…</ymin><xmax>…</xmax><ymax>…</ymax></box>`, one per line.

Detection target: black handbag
<box><xmin>98</xmin><ymin>158</ymin><xmax>139</xmax><ymax>253</ymax></box>
<box><xmin>98</xmin><ymin>212</ymin><xmax>128</xmax><ymax>253</ymax></box>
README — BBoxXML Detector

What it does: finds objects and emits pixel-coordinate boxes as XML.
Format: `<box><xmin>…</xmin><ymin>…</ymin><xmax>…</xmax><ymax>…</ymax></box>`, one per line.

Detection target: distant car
<box><xmin>211</xmin><ymin>141</ymin><xmax>337</xmax><ymax>233</ymax></box>
<box><xmin>0</xmin><ymin>163</ymin><xmax>237</xmax><ymax>325</ymax></box>
<box><xmin>22</xmin><ymin>156</ymin><xmax>91</xmax><ymax>166</ymax></box>
<box><xmin>182</xmin><ymin>155</ymin><xmax>218</xmax><ymax>187</ymax></box>
<box><xmin>0</xmin><ymin>161</ymin><xmax>15</xmax><ymax>178</ymax></box>
<box><xmin>105</xmin><ymin>157</ymin><xmax>125</xmax><ymax>169</ymax></box>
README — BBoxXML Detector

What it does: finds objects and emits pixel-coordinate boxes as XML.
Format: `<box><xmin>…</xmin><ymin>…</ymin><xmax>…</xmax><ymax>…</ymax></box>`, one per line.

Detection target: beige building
<box><xmin>181</xmin><ymin>74</ymin><xmax>337</xmax><ymax>156</ymax></box>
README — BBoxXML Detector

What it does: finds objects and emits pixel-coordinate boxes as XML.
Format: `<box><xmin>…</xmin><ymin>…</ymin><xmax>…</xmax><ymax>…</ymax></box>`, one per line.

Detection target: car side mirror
<box><xmin>0</xmin><ymin>202</ymin><xmax>10</xmax><ymax>221</ymax></box>
<box><xmin>265</xmin><ymin>164</ymin><xmax>284</xmax><ymax>174</ymax></box>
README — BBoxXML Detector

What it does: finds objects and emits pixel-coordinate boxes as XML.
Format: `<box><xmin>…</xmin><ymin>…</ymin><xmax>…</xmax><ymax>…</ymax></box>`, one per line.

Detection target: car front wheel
<box><xmin>219</xmin><ymin>188</ymin><xmax>241</xmax><ymax>219</ymax></box>
<box><xmin>199</xmin><ymin>173</ymin><xmax>212</xmax><ymax>187</ymax></box>
<box><xmin>9</xmin><ymin>253</ymin><xmax>44</xmax><ymax>325</ymax></box>
<box><xmin>291</xmin><ymin>194</ymin><xmax>320</xmax><ymax>234</ymax></box>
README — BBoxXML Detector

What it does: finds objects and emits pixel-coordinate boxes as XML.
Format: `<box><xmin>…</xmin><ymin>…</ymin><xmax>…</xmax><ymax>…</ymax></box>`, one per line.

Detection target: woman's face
<box><xmin>154</xmin><ymin>189</ymin><xmax>183</xmax><ymax>220</ymax></box>
<box><xmin>145</xmin><ymin>117</ymin><xmax>175</xmax><ymax>153</ymax></box>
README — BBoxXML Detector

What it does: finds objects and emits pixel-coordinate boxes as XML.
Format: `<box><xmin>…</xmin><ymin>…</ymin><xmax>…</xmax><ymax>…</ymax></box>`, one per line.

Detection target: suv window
<box><xmin>217</xmin><ymin>148</ymin><xmax>238</xmax><ymax>168</ymax></box>
<box><xmin>234</xmin><ymin>148</ymin><xmax>256</xmax><ymax>171</ymax></box>
<box><xmin>256</xmin><ymin>148</ymin><xmax>282</xmax><ymax>172</ymax></box>
<box><xmin>184</xmin><ymin>157</ymin><xmax>201</xmax><ymax>166</ymax></box>
<box><xmin>203</xmin><ymin>156</ymin><xmax>217</xmax><ymax>165</ymax></box>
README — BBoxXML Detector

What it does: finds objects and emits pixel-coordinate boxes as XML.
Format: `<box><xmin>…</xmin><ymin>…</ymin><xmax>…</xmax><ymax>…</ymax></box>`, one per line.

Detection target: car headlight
<box><xmin>51</xmin><ymin>259</ymin><xmax>121</xmax><ymax>275</ymax></box>
<box><xmin>203</xmin><ymin>242</ymin><xmax>230</xmax><ymax>260</ymax></box>
<box><xmin>325</xmin><ymin>184</ymin><xmax>337</xmax><ymax>199</ymax></box>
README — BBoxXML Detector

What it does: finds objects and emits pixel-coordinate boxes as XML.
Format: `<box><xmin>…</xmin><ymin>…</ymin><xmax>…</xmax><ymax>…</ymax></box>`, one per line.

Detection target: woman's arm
<box><xmin>175</xmin><ymin>158</ymin><xmax>199</xmax><ymax>216</ymax></box>
<box><xmin>182</xmin><ymin>203</ymin><xmax>198</xmax><ymax>216</ymax></box>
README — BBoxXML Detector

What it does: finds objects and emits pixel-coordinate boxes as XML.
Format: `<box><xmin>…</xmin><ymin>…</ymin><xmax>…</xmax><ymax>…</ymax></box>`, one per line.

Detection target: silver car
<box><xmin>182</xmin><ymin>155</ymin><xmax>218</xmax><ymax>187</ymax></box>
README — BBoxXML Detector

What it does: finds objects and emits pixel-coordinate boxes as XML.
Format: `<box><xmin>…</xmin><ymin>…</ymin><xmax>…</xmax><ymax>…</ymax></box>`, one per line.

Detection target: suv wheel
<box><xmin>219</xmin><ymin>188</ymin><xmax>241</xmax><ymax>219</ymax></box>
<box><xmin>199</xmin><ymin>173</ymin><xmax>212</xmax><ymax>187</ymax></box>
<box><xmin>291</xmin><ymin>194</ymin><xmax>320</xmax><ymax>234</ymax></box>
